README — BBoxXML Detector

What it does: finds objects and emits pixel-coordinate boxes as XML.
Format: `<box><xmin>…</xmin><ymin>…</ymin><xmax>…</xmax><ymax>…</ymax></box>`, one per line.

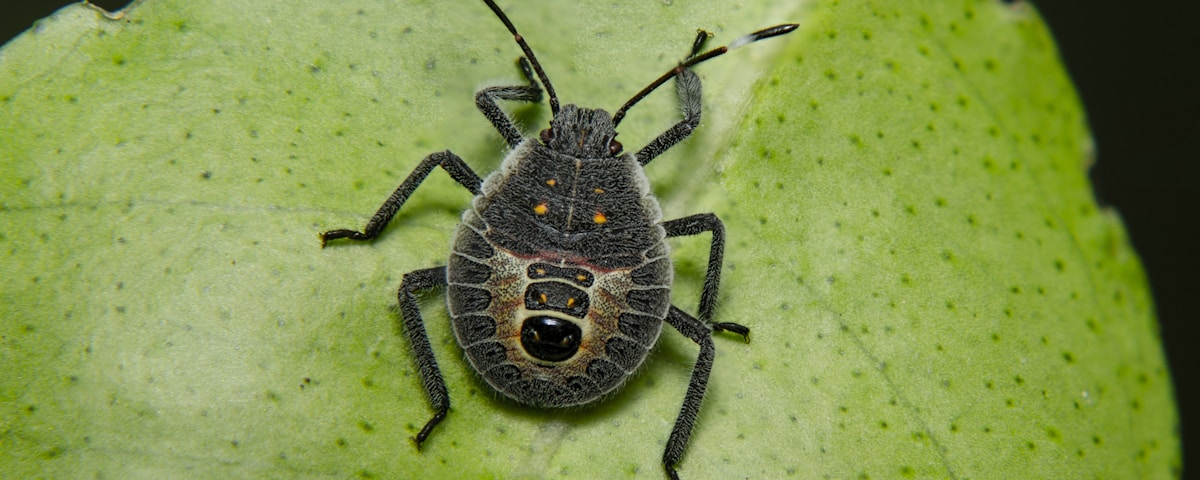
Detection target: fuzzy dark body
<box><xmin>477</xmin><ymin>136</ymin><xmax>663</xmax><ymax>267</ymax></box>
<box><xmin>447</xmin><ymin>135</ymin><xmax>672</xmax><ymax>407</ymax></box>
<box><xmin>316</xmin><ymin>3</ymin><xmax>796</xmax><ymax>477</ymax></box>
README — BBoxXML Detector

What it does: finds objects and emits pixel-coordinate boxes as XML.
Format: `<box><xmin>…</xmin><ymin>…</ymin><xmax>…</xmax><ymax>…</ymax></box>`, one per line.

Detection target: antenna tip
<box><xmin>729</xmin><ymin>23</ymin><xmax>800</xmax><ymax>50</ymax></box>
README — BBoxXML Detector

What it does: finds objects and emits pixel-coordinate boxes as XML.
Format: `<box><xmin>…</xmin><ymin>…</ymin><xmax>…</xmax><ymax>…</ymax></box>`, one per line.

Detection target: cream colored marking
<box><xmin>564</xmin><ymin>159</ymin><xmax>582</xmax><ymax>230</ymax></box>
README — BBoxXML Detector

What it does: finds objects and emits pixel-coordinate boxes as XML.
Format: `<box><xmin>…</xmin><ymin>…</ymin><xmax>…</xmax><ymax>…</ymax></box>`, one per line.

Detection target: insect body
<box><xmin>319</xmin><ymin>2</ymin><xmax>796</xmax><ymax>478</ymax></box>
<box><xmin>450</xmin><ymin>130</ymin><xmax>672</xmax><ymax>407</ymax></box>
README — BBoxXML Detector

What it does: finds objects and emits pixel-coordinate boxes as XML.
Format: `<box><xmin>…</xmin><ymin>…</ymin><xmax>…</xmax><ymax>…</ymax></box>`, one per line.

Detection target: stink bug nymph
<box><xmin>319</xmin><ymin>2</ymin><xmax>797</xmax><ymax>478</ymax></box>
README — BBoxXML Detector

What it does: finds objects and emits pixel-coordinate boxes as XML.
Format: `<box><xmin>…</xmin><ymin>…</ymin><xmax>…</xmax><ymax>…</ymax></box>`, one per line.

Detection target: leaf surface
<box><xmin>0</xmin><ymin>0</ymin><xmax>1179</xmax><ymax>478</ymax></box>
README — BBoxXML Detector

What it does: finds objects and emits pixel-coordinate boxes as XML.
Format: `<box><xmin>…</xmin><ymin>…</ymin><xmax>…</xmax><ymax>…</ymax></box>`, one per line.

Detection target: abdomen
<box><xmin>445</xmin><ymin>209</ymin><xmax>671</xmax><ymax>408</ymax></box>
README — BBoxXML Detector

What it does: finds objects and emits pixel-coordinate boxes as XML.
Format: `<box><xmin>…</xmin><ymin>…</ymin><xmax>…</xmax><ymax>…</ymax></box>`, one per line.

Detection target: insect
<box><xmin>319</xmin><ymin>1</ymin><xmax>796</xmax><ymax>478</ymax></box>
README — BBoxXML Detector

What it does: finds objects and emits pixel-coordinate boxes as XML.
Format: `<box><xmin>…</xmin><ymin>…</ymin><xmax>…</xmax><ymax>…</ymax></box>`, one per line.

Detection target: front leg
<box><xmin>476</xmin><ymin>57</ymin><xmax>544</xmax><ymax>148</ymax></box>
<box><xmin>661</xmin><ymin>305</ymin><xmax>749</xmax><ymax>480</ymax></box>
<box><xmin>634</xmin><ymin>24</ymin><xmax>796</xmax><ymax>166</ymax></box>
<box><xmin>635</xmin><ymin>67</ymin><xmax>701</xmax><ymax>166</ymax></box>
<box><xmin>319</xmin><ymin>150</ymin><xmax>481</xmax><ymax>246</ymax></box>
<box><xmin>636</xmin><ymin>30</ymin><xmax>709</xmax><ymax>166</ymax></box>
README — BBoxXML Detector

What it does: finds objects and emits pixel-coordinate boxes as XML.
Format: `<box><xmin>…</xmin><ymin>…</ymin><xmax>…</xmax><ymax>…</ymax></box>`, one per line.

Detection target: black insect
<box><xmin>319</xmin><ymin>2</ymin><xmax>796</xmax><ymax>478</ymax></box>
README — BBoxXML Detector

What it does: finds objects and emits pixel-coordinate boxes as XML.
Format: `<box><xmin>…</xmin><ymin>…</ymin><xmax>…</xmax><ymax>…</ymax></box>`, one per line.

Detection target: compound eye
<box><xmin>520</xmin><ymin>316</ymin><xmax>582</xmax><ymax>362</ymax></box>
<box><xmin>540</xmin><ymin>128</ymin><xmax>554</xmax><ymax>144</ymax></box>
<box><xmin>608</xmin><ymin>138</ymin><xmax>623</xmax><ymax>156</ymax></box>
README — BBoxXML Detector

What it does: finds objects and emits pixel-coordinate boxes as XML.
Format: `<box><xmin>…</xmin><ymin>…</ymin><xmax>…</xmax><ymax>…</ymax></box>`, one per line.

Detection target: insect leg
<box><xmin>397</xmin><ymin>266</ymin><xmax>451</xmax><ymax>449</ymax></box>
<box><xmin>662</xmin><ymin>213</ymin><xmax>749</xmax><ymax>339</ymax></box>
<box><xmin>319</xmin><ymin>150</ymin><xmax>482</xmax><ymax>246</ymax></box>
<box><xmin>661</xmin><ymin>304</ymin><xmax>740</xmax><ymax>480</ymax></box>
<box><xmin>622</xmin><ymin>24</ymin><xmax>797</xmax><ymax>164</ymax></box>
<box><xmin>476</xmin><ymin>57</ymin><xmax>544</xmax><ymax>148</ymax></box>
<box><xmin>634</xmin><ymin>66</ymin><xmax>701</xmax><ymax>166</ymax></box>
<box><xmin>662</xmin><ymin>213</ymin><xmax>723</xmax><ymax>323</ymax></box>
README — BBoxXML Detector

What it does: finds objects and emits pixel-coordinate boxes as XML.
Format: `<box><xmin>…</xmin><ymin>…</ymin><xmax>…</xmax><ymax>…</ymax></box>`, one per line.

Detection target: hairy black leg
<box><xmin>625</xmin><ymin>25</ymin><xmax>798</xmax><ymax>164</ymax></box>
<box><xmin>662</xmin><ymin>213</ymin><xmax>725</xmax><ymax>324</ymax></box>
<box><xmin>633</xmin><ymin>30</ymin><xmax>708</xmax><ymax>166</ymax></box>
<box><xmin>661</xmin><ymin>305</ymin><xmax>746</xmax><ymax>480</ymax></box>
<box><xmin>397</xmin><ymin>266</ymin><xmax>451</xmax><ymax>448</ymax></box>
<box><xmin>319</xmin><ymin>150</ymin><xmax>481</xmax><ymax>246</ymax></box>
<box><xmin>476</xmin><ymin>56</ymin><xmax>544</xmax><ymax>148</ymax></box>
<box><xmin>635</xmin><ymin>66</ymin><xmax>701</xmax><ymax>166</ymax></box>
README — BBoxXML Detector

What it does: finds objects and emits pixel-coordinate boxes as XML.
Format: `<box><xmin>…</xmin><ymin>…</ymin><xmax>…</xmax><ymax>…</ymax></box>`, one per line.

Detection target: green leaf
<box><xmin>0</xmin><ymin>0</ymin><xmax>1179</xmax><ymax>478</ymax></box>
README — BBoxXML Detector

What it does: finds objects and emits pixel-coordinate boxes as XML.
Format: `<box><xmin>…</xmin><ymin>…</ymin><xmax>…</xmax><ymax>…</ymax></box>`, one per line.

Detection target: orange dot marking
<box><xmin>534</xmin><ymin>202</ymin><xmax>549</xmax><ymax>215</ymax></box>
<box><xmin>546</xmin><ymin>179</ymin><xmax>557</xmax><ymax>186</ymax></box>
<box><xmin>593</xmin><ymin>212</ymin><xmax>607</xmax><ymax>224</ymax></box>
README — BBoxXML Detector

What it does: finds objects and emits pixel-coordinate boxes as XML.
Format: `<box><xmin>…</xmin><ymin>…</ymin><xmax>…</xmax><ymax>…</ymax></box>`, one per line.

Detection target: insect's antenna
<box><xmin>482</xmin><ymin>0</ymin><xmax>560</xmax><ymax>115</ymax></box>
<box><xmin>612</xmin><ymin>23</ymin><xmax>798</xmax><ymax>127</ymax></box>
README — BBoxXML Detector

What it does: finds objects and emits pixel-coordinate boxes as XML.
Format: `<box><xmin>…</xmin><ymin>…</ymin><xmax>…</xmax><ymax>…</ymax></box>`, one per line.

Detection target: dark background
<box><xmin>4</xmin><ymin>0</ymin><xmax>1196</xmax><ymax>473</ymax></box>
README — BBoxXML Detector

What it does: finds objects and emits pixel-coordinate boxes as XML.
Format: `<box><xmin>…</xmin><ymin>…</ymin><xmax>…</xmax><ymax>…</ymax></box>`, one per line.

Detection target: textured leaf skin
<box><xmin>0</xmin><ymin>0</ymin><xmax>1179</xmax><ymax>479</ymax></box>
